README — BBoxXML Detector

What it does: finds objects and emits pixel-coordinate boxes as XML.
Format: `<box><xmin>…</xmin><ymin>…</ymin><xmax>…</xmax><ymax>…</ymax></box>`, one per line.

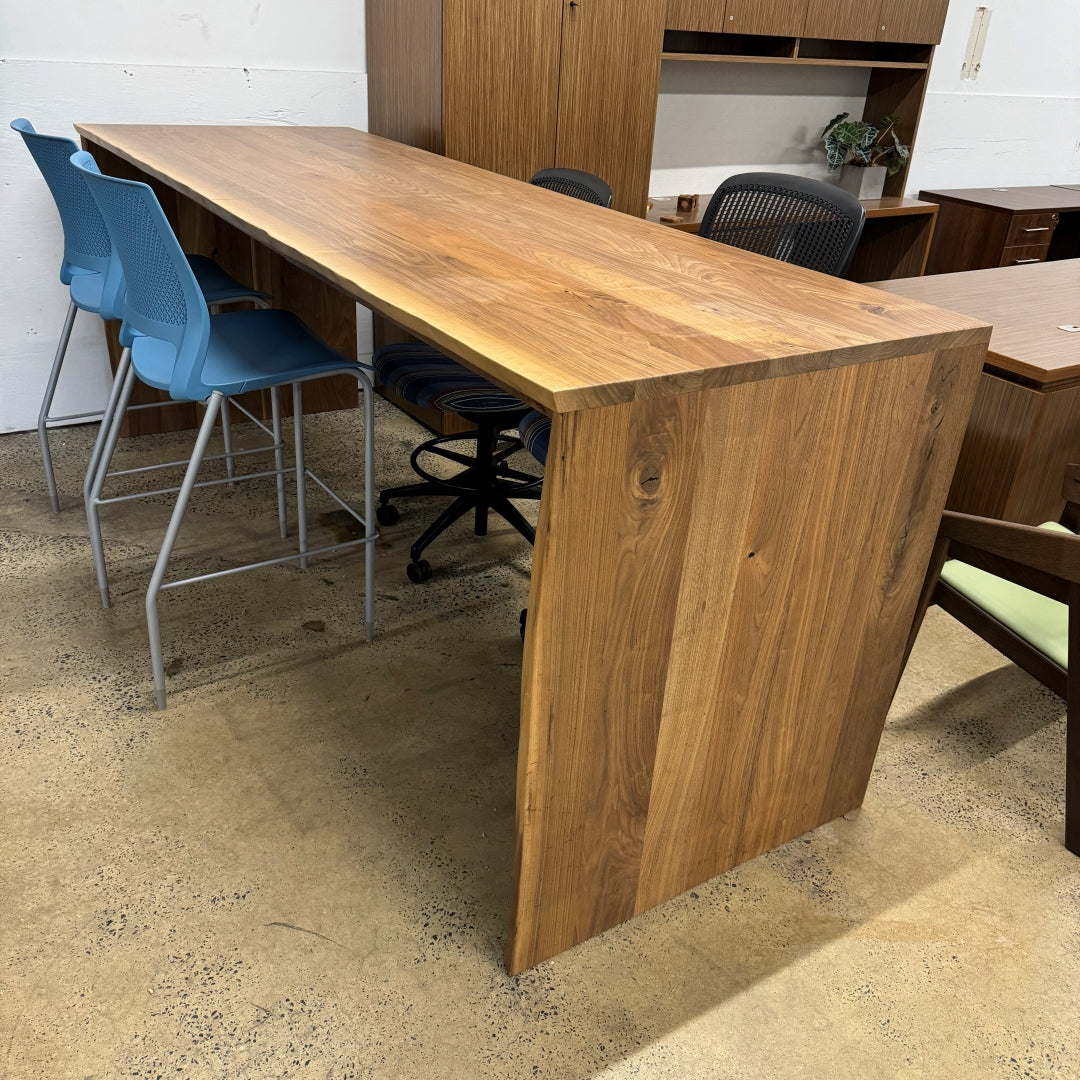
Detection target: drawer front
<box><xmin>998</xmin><ymin>243</ymin><xmax>1051</xmax><ymax>267</ymax></box>
<box><xmin>1004</xmin><ymin>212</ymin><xmax>1058</xmax><ymax>247</ymax></box>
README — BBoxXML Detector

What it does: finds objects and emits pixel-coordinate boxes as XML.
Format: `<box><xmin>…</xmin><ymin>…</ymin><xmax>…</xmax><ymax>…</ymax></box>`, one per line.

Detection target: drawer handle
<box><xmin>1013</xmin><ymin>258</ymin><xmax>1042</xmax><ymax>264</ymax></box>
<box><xmin>1023</xmin><ymin>227</ymin><xmax>1051</xmax><ymax>233</ymax></box>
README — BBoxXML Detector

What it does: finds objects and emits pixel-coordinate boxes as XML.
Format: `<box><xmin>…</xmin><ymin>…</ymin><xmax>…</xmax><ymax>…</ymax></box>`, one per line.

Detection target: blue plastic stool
<box><xmin>12</xmin><ymin>118</ymin><xmax>271</xmax><ymax>511</ymax></box>
<box><xmin>72</xmin><ymin>150</ymin><xmax>378</xmax><ymax>709</ymax></box>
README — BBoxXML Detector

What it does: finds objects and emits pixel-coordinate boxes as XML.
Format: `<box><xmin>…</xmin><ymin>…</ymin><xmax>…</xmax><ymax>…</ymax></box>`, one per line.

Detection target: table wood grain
<box><xmin>77</xmin><ymin>124</ymin><xmax>991</xmax><ymax>973</ymax></box>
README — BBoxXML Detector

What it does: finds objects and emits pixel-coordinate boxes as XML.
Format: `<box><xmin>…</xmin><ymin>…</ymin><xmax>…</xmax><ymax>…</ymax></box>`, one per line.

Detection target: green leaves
<box><xmin>821</xmin><ymin>111</ymin><xmax>910</xmax><ymax>174</ymax></box>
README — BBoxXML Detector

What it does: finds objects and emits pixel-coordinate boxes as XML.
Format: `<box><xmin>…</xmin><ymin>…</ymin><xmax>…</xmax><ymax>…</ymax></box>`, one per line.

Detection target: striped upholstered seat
<box><xmin>375</xmin><ymin>344</ymin><xmax>527</xmax><ymax>416</ymax></box>
<box><xmin>518</xmin><ymin>410</ymin><xmax>552</xmax><ymax>466</ymax></box>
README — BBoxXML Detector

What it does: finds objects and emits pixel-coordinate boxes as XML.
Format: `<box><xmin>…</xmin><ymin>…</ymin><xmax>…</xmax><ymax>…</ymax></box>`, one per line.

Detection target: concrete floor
<box><xmin>1</xmin><ymin>402</ymin><xmax>1077</xmax><ymax>1079</ymax></box>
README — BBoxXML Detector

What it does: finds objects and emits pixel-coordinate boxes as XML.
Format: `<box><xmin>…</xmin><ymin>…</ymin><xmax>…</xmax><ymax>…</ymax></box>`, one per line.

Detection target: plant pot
<box><xmin>832</xmin><ymin>164</ymin><xmax>886</xmax><ymax>201</ymax></box>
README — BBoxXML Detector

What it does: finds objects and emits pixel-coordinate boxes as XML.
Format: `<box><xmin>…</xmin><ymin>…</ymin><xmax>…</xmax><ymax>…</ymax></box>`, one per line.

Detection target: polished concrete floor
<box><xmin>1</xmin><ymin>402</ymin><xmax>1077</xmax><ymax>1079</ymax></box>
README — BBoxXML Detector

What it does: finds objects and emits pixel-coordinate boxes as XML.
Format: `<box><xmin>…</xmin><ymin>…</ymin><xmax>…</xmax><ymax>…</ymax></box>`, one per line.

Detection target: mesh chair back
<box><xmin>698</xmin><ymin>172</ymin><xmax>866</xmax><ymax>277</ymax></box>
<box><xmin>12</xmin><ymin>118</ymin><xmax>126</xmax><ymax>317</ymax></box>
<box><xmin>71</xmin><ymin>151</ymin><xmax>212</xmax><ymax>402</ymax></box>
<box><xmin>529</xmin><ymin>168</ymin><xmax>613</xmax><ymax>208</ymax></box>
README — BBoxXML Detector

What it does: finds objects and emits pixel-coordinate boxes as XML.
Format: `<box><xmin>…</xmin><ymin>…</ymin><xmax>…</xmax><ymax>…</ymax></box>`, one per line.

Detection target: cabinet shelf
<box><xmin>661</xmin><ymin>51</ymin><xmax>928</xmax><ymax>69</ymax></box>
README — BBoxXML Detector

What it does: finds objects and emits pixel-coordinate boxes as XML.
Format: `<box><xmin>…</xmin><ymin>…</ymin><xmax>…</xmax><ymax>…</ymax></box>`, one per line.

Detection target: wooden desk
<box><xmin>874</xmin><ymin>260</ymin><xmax>1080</xmax><ymax>524</ymax></box>
<box><xmin>77</xmin><ymin>124</ymin><xmax>989</xmax><ymax>973</ymax></box>
<box><xmin>646</xmin><ymin>194</ymin><xmax>939</xmax><ymax>282</ymax></box>
<box><xmin>919</xmin><ymin>185</ymin><xmax>1080</xmax><ymax>274</ymax></box>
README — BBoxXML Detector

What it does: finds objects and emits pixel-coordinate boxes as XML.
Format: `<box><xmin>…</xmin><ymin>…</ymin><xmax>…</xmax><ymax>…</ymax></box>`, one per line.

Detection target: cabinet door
<box><xmin>443</xmin><ymin>0</ymin><xmax>563</xmax><ymax>180</ymax></box>
<box><xmin>555</xmin><ymin>0</ymin><xmax>666</xmax><ymax>215</ymax></box>
<box><xmin>876</xmin><ymin>0</ymin><xmax>949</xmax><ymax>43</ymax></box>
<box><xmin>666</xmin><ymin>0</ymin><xmax>729</xmax><ymax>33</ymax></box>
<box><xmin>724</xmin><ymin>0</ymin><xmax>809</xmax><ymax>37</ymax></box>
<box><xmin>802</xmin><ymin>0</ymin><xmax>881</xmax><ymax>41</ymax></box>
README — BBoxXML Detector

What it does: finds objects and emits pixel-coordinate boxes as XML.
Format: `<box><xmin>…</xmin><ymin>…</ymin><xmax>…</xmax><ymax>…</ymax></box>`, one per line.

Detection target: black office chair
<box><xmin>375</xmin><ymin>168</ymin><xmax>611</xmax><ymax>583</ymax></box>
<box><xmin>529</xmin><ymin>168</ymin><xmax>613</xmax><ymax>207</ymax></box>
<box><xmin>698</xmin><ymin>171</ymin><xmax>866</xmax><ymax>277</ymax></box>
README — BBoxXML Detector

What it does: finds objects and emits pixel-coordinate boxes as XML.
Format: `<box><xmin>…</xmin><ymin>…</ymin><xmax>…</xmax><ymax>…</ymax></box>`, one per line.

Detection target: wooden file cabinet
<box><xmin>920</xmin><ymin>186</ymin><xmax>1080</xmax><ymax>275</ymax></box>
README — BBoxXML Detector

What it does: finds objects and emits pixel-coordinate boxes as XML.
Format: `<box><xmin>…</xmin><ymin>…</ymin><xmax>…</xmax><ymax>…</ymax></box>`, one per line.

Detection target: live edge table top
<box><xmin>75</xmin><ymin>125</ymin><xmax>989</xmax><ymax>414</ymax></box>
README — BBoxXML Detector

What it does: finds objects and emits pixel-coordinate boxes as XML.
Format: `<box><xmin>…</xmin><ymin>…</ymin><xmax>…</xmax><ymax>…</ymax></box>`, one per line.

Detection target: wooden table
<box><xmin>874</xmin><ymin>260</ymin><xmax>1080</xmax><ymax>525</ymax></box>
<box><xmin>77</xmin><ymin>125</ymin><xmax>990</xmax><ymax>973</ymax></box>
<box><xmin>919</xmin><ymin>185</ymin><xmax>1080</xmax><ymax>274</ymax></box>
<box><xmin>646</xmin><ymin>194</ymin><xmax>940</xmax><ymax>283</ymax></box>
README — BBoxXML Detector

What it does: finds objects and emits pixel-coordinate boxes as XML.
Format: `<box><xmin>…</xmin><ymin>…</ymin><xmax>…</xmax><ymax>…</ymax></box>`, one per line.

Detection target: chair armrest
<box><xmin>940</xmin><ymin>511</ymin><xmax>1080</xmax><ymax>601</ymax></box>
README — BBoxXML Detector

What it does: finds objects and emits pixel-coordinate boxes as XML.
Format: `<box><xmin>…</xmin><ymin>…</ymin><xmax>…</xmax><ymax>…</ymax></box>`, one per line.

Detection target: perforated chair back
<box><xmin>698</xmin><ymin>172</ymin><xmax>866</xmax><ymax>277</ymax></box>
<box><xmin>529</xmin><ymin>168</ymin><xmax>613</xmax><ymax>208</ymax></box>
<box><xmin>70</xmin><ymin>151</ymin><xmax>211</xmax><ymax>402</ymax></box>
<box><xmin>12</xmin><ymin>118</ymin><xmax>126</xmax><ymax>318</ymax></box>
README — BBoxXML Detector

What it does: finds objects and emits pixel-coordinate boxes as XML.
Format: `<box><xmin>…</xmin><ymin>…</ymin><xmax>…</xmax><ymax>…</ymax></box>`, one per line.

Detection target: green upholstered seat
<box><xmin>940</xmin><ymin>521</ymin><xmax>1073</xmax><ymax>670</ymax></box>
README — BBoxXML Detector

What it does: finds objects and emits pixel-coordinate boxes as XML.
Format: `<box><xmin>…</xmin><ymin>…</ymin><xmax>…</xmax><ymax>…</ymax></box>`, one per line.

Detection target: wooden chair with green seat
<box><xmin>905</xmin><ymin>463</ymin><xmax>1080</xmax><ymax>856</ymax></box>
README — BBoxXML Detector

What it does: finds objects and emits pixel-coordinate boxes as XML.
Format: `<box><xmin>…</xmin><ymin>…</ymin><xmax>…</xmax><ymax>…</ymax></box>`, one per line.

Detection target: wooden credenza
<box><xmin>920</xmin><ymin>186</ymin><xmax>1080</xmax><ymax>275</ymax></box>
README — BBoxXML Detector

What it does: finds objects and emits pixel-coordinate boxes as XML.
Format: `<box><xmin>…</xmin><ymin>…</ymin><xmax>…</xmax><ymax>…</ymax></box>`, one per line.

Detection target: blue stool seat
<box><xmin>375</xmin><ymin>343</ymin><xmax>526</xmax><ymax>415</ymax></box>
<box><xmin>133</xmin><ymin>308</ymin><xmax>359</xmax><ymax>397</ymax></box>
<box><xmin>518</xmin><ymin>410</ymin><xmax>552</xmax><ymax>466</ymax></box>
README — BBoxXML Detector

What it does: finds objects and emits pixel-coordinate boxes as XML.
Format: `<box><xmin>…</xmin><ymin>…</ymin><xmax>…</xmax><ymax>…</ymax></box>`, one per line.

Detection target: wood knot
<box><xmin>634</xmin><ymin>454</ymin><xmax>663</xmax><ymax>498</ymax></box>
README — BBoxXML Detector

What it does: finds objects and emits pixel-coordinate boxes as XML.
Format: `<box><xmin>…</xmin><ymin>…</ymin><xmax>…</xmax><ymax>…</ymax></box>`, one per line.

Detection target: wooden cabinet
<box><xmin>670</xmin><ymin>0</ymin><xmax>949</xmax><ymax>42</ymax></box>
<box><xmin>725</xmin><ymin>0</ymin><xmax>807</xmax><ymax>37</ymax></box>
<box><xmin>920</xmin><ymin>187</ymin><xmax>1080</xmax><ymax>275</ymax></box>
<box><xmin>369</xmin><ymin>0</ymin><xmax>664</xmax><ymax>216</ymax></box>
<box><xmin>876</xmin><ymin>0</ymin><xmax>950</xmax><ymax>44</ymax></box>
<box><xmin>803</xmin><ymin>0</ymin><xmax>880</xmax><ymax>42</ymax></box>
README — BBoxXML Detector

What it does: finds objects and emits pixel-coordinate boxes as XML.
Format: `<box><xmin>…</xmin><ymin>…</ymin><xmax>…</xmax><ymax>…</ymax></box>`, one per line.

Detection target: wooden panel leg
<box><xmin>506</xmin><ymin>343</ymin><xmax>984</xmax><ymax>974</ymax></box>
<box><xmin>1068</xmin><ymin>585</ymin><xmax>1079</xmax><ymax>855</ymax></box>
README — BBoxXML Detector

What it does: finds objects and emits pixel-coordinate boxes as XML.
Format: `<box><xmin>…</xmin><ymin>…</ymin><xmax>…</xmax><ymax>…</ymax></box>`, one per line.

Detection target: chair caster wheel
<box><xmin>407</xmin><ymin>559</ymin><xmax>432</xmax><ymax>583</ymax></box>
<box><xmin>520</xmin><ymin>608</ymin><xmax>527</xmax><ymax>640</ymax></box>
<box><xmin>376</xmin><ymin>503</ymin><xmax>400</xmax><ymax>526</ymax></box>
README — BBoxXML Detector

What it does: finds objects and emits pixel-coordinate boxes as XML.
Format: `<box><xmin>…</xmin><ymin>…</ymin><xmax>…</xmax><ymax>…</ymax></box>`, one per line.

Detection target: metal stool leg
<box><xmin>293</xmin><ymin>382</ymin><xmax>308</xmax><ymax>570</ymax></box>
<box><xmin>86</xmin><ymin>361</ymin><xmax>137</xmax><ymax>609</ymax></box>
<box><xmin>82</xmin><ymin>345</ymin><xmax>131</xmax><ymax>507</ymax></box>
<box><xmin>38</xmin><ymin>300</ymin><xmax>79</xmax><ymax>513</ymax></box>
<box><xmin>361</xmin><ymin>371</ymin><xmax>376</xmax><ymax>641</ymax></box>
<box><xmin>146</xmin><ymin>392</ymin><xmax>223</xmax><ymax>711</ymax></box>
<box><xmin>220</xmin><ymin>398</ymin><xmax>236</xmax><ymax>483</ymax></box>
<box><xmin>270</xmin><ymin>386</ymin><xmax>288</xmax><ymax>539</ymax></box>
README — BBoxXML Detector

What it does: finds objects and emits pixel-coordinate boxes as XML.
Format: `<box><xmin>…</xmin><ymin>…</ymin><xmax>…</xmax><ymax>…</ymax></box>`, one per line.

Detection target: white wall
<box><xmin>651</xmin><ymin>0</ymin><xmax>1080</xmax><ymax>197</ymax></box>
<box><xmin>1</xmin><ymin>0</ymin><xmax>369</xmax><ymax>433</ymax></box>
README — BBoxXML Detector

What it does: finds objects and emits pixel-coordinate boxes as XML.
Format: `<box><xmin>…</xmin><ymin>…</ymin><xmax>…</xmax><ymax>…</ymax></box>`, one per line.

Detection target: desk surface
<box><xmin>78</xmin><ymin>125</ymin><xmax>983</xmax><ymax>415</ymax></box>
<box><xmin>918</xmin><ymin>185</ymin><xmax>1080</xmax><ymax>214</ymax></box>
<box><xmin>873</xmin><ymin>260</ymin><xmax>1080</xmax><ymax>389</ymax></box>
<box><xmin>77</xmin><ymin>124</ymin><xmax>991</xmax><ymax>974</ymax></box>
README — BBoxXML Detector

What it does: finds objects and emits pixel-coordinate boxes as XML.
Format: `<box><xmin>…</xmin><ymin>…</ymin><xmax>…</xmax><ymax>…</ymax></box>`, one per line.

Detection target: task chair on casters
<box><xmin>12</xmin><ymin>119</ymin><xmax>270</xmax><ymax>512</ymax></box>
<box><xmin>515</xmin><ymin>170</ymin><xmax>866</xmax><ymax>635</ymax></box>
<box><xmin>374</xmin><ymin>167</ymin><xmax>611</xmax><ymax>584</ymax></box>
<box><xmin>71</xmin><ymin>151</ymin><xmax>377</xmax><ymax>710</ymax></box>
<box><xmin>902</xmin><ymin>463</ymin><xmax>1080</xmax><ymax>856</ymax></box>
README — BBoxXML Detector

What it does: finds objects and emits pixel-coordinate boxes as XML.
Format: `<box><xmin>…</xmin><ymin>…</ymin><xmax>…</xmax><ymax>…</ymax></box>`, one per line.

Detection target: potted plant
<box><xmin>822</xmin><ymin>113</ymin><xmax>910</xmax><ymax>200</ymax></box>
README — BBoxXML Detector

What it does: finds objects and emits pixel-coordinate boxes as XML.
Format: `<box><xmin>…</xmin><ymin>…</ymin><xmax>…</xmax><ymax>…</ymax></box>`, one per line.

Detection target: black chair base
<box><xmin>379</xmin><ymin>416</ymin><xmax>541</xmax><ymax>580</ymax></box>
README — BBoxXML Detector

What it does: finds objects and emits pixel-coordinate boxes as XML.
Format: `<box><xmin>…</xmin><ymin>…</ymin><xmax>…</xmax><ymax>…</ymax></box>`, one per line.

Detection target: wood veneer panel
<box><xmin>665</xmin><ymin>0</ymin><xmax>730</xmax><ymax>33</ymax></box>
<box><xmin>877</xmin><ymin>0</ymin><xmax>950</xmax><ymax>44</ymax></box>
<box><xmin>725</xmin><ymin>0</ymin><xmax>809</xmax><ymax>37</ymax></box>
<box><xmin>945</xmin><ymin>373</ymin><xmax>1039</xmax><ymax>520</ymax></box>
<box><xmin>846</xmin><ymin>209</ymin><xmax>937</xmax><ymax>282</ymax></box>
<box><xmin>443</xmin><ymin>0</ymin><xmax>562</xmax><ymax>181</ymax></box>
<box><xmin>1006</xmin><ymin>383</ymin><xmax>1080</xmax><ymax>525</ymax></box>
<box><xmin>555</xmin><ymin>0</ymin><xmax>665</xmax><ymax>216</ymax></box>
<box><xmin>803</xmin><ymin>0</ymin><xmax>880</xmax><ymax>42</ymax></box>
<box><xmin>508</xmin><ymin>340</ymin><xmax>985</xmax><ymax>971</ymax></box>
<box><xmin>366</xmin><ymin>0</ymin><xmax>445</xmax><ymax>153</ymax></box>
